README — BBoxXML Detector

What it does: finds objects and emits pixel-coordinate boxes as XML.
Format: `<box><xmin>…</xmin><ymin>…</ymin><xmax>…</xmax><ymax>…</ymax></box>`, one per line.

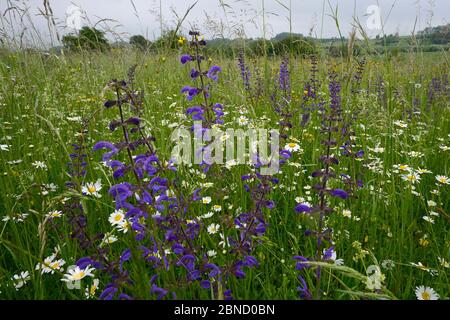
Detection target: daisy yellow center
<box><xmin>418</xmin><ymin>265</ymin><xmax>428</xmax><ymax>271</ymax></box>
<box><xmin>399</xmin><ymin>165</ymin><xmax>408</xmax><ymax>170</ymax></box>
<box><xmin>114</xmin><ymin>215</ymin><xmax>122</xmax><ymax>221</ymax></box>
<box><xmin>90</xmin><ymin>285</ymin><xmax>97</xmax><ymax>295</ymax></box>
<box><xmin>288</xmin><ymin>143</ymin><xmax>297</xmax><ymax>148</ymax></box>
<box><xmin>50</xmin><ymin>262</ymin><xmax>60</xmax><ymax>269</ymax></box>
<box><xmin>438</xmin><ymin>177</ymin><xmax>446</xmax><ymax>183</ymax></box>
<box><xmin>421</xmin><ymin>291</ymin><xmax>430</xmax><ymax>300</ymax></box>
<box><xmin>407</xmin><ymin>175</ymin><xmax>415</xmax><ymax>181</ymax></box>
<box><xmin>88</xmin><ymin>186</ymin><xmax>96</xmax><ymax>193</ymax></box>
<box><xmin>72</xmin><ymin>271</ymin><xmax>85</xmax><ymax>280</ymax></box>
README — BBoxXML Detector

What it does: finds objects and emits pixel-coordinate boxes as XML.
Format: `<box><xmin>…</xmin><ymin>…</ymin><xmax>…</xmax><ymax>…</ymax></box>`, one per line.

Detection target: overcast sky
<box><xmin>1</xmin><ymin>0</ymin><xmax>448</xmax><ymax>46</ymax></box>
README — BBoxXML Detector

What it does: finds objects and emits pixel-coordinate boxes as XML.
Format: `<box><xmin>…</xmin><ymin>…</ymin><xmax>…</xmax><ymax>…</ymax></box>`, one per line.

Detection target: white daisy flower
<box><xmin>394</xmin><ymin>164</ymin><xmax>410</xmax><ymax>172</ymax></box>
<box><xmin>237</xmin><ymin>115</ymin><xmax>249</xmax><ymax>126</ymax></box>
<box><xmin>61</xmin><ymin>266</ymin><xmax>95</xmax><ymax>282</ymax></box>
<box><xmin>82</xmin><ymin>179</ymin><xmax>102</xmax><ymax>198</ymax></box>
<box><xmin>102</xmin><ymin>233</ymin><xmax>118</xmax><ymax>244</ymax></box>
<box><xmin>284</xmin><ymin>142</ymin><xmax>301</xmax><ymax>153</ymax></box>
<box><xmin>212</xmin><ymin>205</ymin><xmax>222</xmax><ymax>212</ymax></box>
<box><xmin>32</xmin><ymin>161</ymin><xmax>47</xmax><ymax>170</ymax></box>
<box><xmin>435</xmin><ymin>175</ymin><xmax>449</xmax><ymax>185</ymax></box>
<box><xmin>85</xmin><ymin>279</ymin><xmax>100</xmax><ymax>298</ymax></box>
<box><xmin>427</xmin><ymin>200</ymin><xmax>437</xmax><ymax>207</ymax></box>
<box><xmin>415</xmin><ymin>286</ymin><xmax>439</xmax><ymax>300</ymax></box>
<box><xmin>116</xmin><ymin>219</ymin><xmax>130</xmax><ymax>233</ymax></box>
<box><xmin>416</xmin><ymin>168</ymin><xmax>432</xmax><ymax>174</ymax></box>
<box><xmin>401</xmin><ymin>172</ymin><xmax>421</xmax><ymax>184</ymax></box>
<box><xmin>422</xmin><ymin>216</ymin><xmax>435</xmax><ymax>224</ymax></box>
<box><xmin>207</xmin><ymin>250</ymin><xmax>217</xmax><ymax>257</ymax></box>
<box><xmin>202</xmin><ymin>196</ymin><xmax>212</xmax><ymax>204</ymax></box>
<box><xmin>108</xmin><ymin>209</ymin><xmax>125</xmax><ymax>226</ymax></box>
<box><xmin>35</xmin><ymin>254</ymin><xmax>65</xmax><ymax>274</ymax></box>
<box><xmin>12</xmin><ymin>271</ymin><xmax>30</xmax><ymax>290</ymax></box>
<box><xmin>342</xmin><ymin>209</ymin><xmax>352</xmax><ymax>218</ymax></box>
<box><xmin>200</xmin><ymin>212</ymin><xmax>214</xmax><ymax>219</ymax></box>
<box><xmin>46</xmin><ymin>210</ymin><xmax>63</xmax><ymax>219</ymax></box>
<box><xmin>437</xmin><ymin>257</ymin><xmax>449</xmax><ymax>268</ymax></box>
<box><xmin>295</xmin><ymin>196</ymin><xmax>305</xmax><ymax>203</ymax></box>
<box><xmin>207</xmin><ymin>223</ymin><xmax>220</xmax><ymax>235</ymax></box>
<box><xmin>393</xmin><ymin>120</ymin><xmax>407</xmax><ymax>128</ymax></box>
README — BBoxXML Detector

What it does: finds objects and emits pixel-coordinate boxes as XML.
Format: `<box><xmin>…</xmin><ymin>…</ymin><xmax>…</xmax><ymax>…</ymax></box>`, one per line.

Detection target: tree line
<box><xmin>61</xmin><ymin>25</ymin><xmax>449</xmax><ymax>56</ymax></box>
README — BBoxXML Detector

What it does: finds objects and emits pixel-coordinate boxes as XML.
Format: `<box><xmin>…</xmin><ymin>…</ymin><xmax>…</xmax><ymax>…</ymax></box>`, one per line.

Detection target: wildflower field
<box><xmin>0</xmin><ymin>4</ymin><xmax>449</xmax><ymax>302</ymax></box>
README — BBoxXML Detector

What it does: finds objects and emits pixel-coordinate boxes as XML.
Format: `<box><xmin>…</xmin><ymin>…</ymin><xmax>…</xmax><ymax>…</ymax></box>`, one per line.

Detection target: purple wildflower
<box><xmin>206</xmin><ymin>65</ymin><xmax>222</xmax><ymax>82</ymax></box>
<box><xmin>295</xmin><ymin>203</ymin><xmax>312</xmax><ymax>213</ymax></box>
<box><xmin>93</xmin><ymin>141</ymin><xmax>119</xmax><ymax>161</ymax></box>
<box><xmin>181</xmin><ymin>54</ymin><xmax>193</xmax><ymax>64</ymax></box>
<box><xmin>330</xmin><ymin>188</ymin><xmax>349</xmax><ymax>199</ymax></box>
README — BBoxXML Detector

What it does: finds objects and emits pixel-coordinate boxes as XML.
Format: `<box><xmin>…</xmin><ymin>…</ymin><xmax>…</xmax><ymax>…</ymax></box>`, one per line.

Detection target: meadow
<box><xmin>0</xmin><ymin>40</ymin><xmax>449</xmax><ymax>300</ymax></box>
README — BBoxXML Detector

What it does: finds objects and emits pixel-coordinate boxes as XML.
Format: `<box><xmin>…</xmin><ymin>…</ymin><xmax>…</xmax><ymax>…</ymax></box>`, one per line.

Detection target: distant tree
<box><xmin>271</xmin><ymin>36</ymin><xmax>317</xmax><ymax>56</ymax></box>
<box><xmin>376</xmin><ymin>33</ymin><xmax>399</xmax><ymax>46</ymax></box>
<box><xmin>419</xmin><ymin>24</ymin><xmax>450</xmax><ymax>44</ymax></box>
<box><xmin>62</xmin><ymin>27</ymin><xmax>109</xmax><ymax>51</ymax></box>
<box><xmin>154</xmin><ymin>30</ymin><xmax>182</xmax><ymax>49</ymax></box>
<box><xmin>272</xmin><ymin>32</ymin><xmax>304</xmax><ymax>41</ymax></box>
<box><xmin>385</xmin><ymin>34</ymin><xmax>399</xmax><ymax>45</ymax></box>
<box><xmin>249</xmin><ymin>39</ymin><xmax>267</xmax><ymax>56</ymax></box>
<box><xmin>130</xmin><ymin>35</ymin><xmax>151</xmax><ymax>50</ymax></box>
<box><xmin>61</xmin><ymin>35</ymin><xmax>79</xmax><ymax>51</ymax></box>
